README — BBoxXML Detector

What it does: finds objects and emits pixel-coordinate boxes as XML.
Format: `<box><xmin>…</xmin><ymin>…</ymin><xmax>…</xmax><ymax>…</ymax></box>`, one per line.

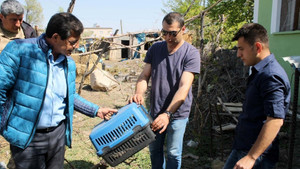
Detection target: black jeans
<box><xmin>10</xmin><ymin>122</ymin><xmax>66</xmax><ymax>169</ymax></box>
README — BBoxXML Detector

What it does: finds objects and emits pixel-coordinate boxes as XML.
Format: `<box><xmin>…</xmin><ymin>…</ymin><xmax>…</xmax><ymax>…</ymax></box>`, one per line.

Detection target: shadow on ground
<box><xmin>64</xmin><ymin>160</ymin><xmax>95</xmax><ymax>169</ymax></box>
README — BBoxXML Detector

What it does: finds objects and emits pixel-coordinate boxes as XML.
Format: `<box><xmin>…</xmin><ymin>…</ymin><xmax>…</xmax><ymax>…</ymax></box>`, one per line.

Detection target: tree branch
<box><xmin>185</xmin><ymin>0</ymin><xmax>224</xmax><ymax>25</ymax></box>
<box><xmin>183</xmin><ymin>0</ymin><xmax>196</xmax><ymax>17</ymax></box>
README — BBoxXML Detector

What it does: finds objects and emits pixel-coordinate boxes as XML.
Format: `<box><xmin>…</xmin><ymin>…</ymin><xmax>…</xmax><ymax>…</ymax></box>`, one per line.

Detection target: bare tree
<box><xmin>24</xmin><ymin>0</ymin><xmax>43</xmax><ymax>27</ymax></box>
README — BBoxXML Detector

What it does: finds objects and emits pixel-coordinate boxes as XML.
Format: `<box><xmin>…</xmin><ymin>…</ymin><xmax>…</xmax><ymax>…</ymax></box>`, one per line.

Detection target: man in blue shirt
<box><xmin>223</xmin><ymin>23</ymin><xmax>291</xmax><ymax>169</ymax></box>
<box><xmin>0</xmin><ymin>13</ymin><xmax>117</xmax><ymax>169</ymax></box>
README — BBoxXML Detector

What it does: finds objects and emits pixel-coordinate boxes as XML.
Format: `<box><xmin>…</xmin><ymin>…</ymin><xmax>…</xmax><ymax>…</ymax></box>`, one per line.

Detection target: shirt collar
<box><xmin>37</xmin><ymin>33</ymin><xmax>52</xmax><ymax>54</ymax></box>
<box><xmin>48</xmin><ymin>53</ymin><xmax>65</xmax><ymax>65</ymax></box>
<box><xmin>252</xmin><ymin>53</ymin><xmax>275</xmax><ymax>72</ymax></box>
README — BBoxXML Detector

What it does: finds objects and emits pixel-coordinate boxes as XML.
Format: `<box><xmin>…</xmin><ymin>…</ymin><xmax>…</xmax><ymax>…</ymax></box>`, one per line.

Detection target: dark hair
<box><xmin>0</xmin><ymin>0</ymin><xmax>24</xmax><ymax>16</ymax></box>
<box><xmin>45</xmin><ymin>12</ymin><xmax>83</xmax><ymax>40</ymax></box>
<box><xmin>232</xmin><ymin>23</ymin><xmax>269</xmax><ymax>47</ymax></box>
<box><xmin>162</xmin><ymin>12</ymin><xmax>184</xmax><ymax>28</ymax></box>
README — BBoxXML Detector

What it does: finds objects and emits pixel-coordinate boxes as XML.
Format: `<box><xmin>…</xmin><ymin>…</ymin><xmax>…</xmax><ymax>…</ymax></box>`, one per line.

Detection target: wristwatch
<box><xmin>164</xmin><ymin>111</ymin><xmax>173</xmax><ymax>120</ymax></box>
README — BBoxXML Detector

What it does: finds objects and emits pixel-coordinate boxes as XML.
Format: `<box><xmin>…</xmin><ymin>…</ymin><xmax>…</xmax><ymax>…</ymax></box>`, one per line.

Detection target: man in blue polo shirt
<box><xmin>223</xmin><ymin>23</ymin><xmax>291</xmax><ymax>169</ymax></box>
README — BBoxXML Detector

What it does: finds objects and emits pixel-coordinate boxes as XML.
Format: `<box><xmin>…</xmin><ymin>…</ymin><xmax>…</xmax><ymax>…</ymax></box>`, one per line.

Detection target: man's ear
<box><xmin>181</xmin><ymin>25</ymin><xmax>186</xmax><ymax>32</ymax></box>
<box><xmin>51</xmin><ymin>33</ymin><xmax>61</xmax><ymax>43</ymax></box>
<box><xmin>255</xmin><ymin>42</ymin><xmax>263</xmax><ymax>54</ymax></box>
<box><xmin>52</xmin><ymin>33</ymin><xmax>60</xmax><ymax>40</ymax></box>
<box><xmin>0</xmin><ymin>14</ymin><xmax>4</xmax><ymax>20</ymax></box>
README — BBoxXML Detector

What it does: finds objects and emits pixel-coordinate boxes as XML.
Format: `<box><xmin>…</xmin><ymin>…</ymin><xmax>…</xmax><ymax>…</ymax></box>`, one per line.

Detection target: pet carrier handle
<box><xmin>137</xmin><ymin>104</ymin><xmax>147</xmax><ymax>114</ymax></box>
<box><xmin>137</xmin><ymin>103</ymin><xmax>153</xmax><ymax>123</ymax></box>
<box><xmin>104</xmin><ymin>112</ymin><xmax>117</xmax><ymax>121</ymax></box>
<box><xmin>102</xmin><ymin>103</ymin><xmax>153</xmax><ymax>124</ymax></box>
<box><xmin>103</xmin><ymin>103</ymin><xmax>149</xmax><ymax>121</ymax></box>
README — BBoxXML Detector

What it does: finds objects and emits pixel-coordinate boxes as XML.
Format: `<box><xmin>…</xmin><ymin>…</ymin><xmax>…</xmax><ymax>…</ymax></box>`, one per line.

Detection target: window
<box><xmin>271</xmin><ymin>0</ymin><xmax>300</xmax><ymax>33</ymax></box>
<box><xmin>280</xmin><ymin>0</ymin><xmax>300</xmax><ymax>31</ymax></box>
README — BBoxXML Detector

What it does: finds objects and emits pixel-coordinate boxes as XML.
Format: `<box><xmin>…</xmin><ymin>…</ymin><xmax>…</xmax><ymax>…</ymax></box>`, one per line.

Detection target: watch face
<box><xmin>165</xmin><ymin>111</ymin><xmax>172</xmax><ymax>117</ymax></box>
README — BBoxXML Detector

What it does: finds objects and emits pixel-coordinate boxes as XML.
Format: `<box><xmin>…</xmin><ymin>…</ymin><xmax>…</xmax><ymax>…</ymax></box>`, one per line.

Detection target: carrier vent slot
<box><xmin>95</xmin><ymin>115</ymin><xmax>139</xmax><ymax>147</ymax></box>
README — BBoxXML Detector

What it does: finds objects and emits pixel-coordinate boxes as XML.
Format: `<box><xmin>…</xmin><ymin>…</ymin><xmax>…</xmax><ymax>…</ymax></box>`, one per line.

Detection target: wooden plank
<box><xmin>223</xmin><ymin>102</ymin><xmax>242</xmax><ymax>107</ymax></box>
<box><xmin>213</xmin><ymin>123</ymin><xmax>236</xmax><ymax>132</ymax></box>
<box><xmin>217</xmin><ymin>102</ymin><xmax>243</xmax><ymax>107</ymax></box>
<box><xmin>212</xmin><ymin>113</ymin><xmax>239</xmax><ymax>117</ymax></box>
<box><xmin>226</xmin><ymin>107</ymin><xmax>243</xmax><ymax>112</ymax></box>
<box><xmin>217</xmin><ymin>97</ymin><xmax>238</xmax><ymax>123</ymax></box>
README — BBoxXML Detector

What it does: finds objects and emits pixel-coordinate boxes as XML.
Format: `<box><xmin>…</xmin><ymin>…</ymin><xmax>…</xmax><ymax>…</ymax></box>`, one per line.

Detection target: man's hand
<box><xmin>233</xmin><ymin>117</ymin><xmax>283</xmax><ymax>169</ymax></box>
<box><xmin>128</xmin><ymin>94</ymin><xmax>144</xmax><ymax>105</ymax></box>
<box><xmin>234</xmin><ymin>155</ymin><xmax>256</xmax><ymax>169</ymax></box>
<box><xmin>97</xmin><ymin>108</ymin><xmax>118</xmax><ymax>120</ymax></box>
<box><xmin>151</xmin><ymin>113</ymin><xmax>170</xmax><ymax>134</ymax></box>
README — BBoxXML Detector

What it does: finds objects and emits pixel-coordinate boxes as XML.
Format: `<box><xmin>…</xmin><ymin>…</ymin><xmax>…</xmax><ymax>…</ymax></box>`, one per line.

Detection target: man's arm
<box><xmin>0</xmin><ymin>41</ymin><xmax>20</xmax><ymax>105</ymax></box>
<box><xmin>151</xmin><ymin>71</ymin><xmax>195</xmax><ymax>133</ymax></box>
<box><xmin>74</xmin><ymin>93</ymin><xmax>117</xmax><ymax>119</ymax></box>
<box><xmin>234</xmin><ymin>117</ymin><xmax>284</xmax><ymax>169</ymax></box>
<box><xmin>129</xmin><ymin>63</ymin><xmax>151</xmax><ymax>105</ymax></box>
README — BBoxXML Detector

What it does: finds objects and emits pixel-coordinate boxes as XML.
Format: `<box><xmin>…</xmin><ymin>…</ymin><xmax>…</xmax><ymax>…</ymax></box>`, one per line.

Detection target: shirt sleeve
<box><xmin>260</xmin><ymin>74</ymin><xmax>288</xmax><ymax>119</ymax></box>
<box><xmin>74</xmin><ymin>93</ymin><xmax>100</xmax><ymax>117</ymax></box>
<box><xmin>183</xmin><ymin>46</ymin><xmax>201</xmax><ymax>74</ymax></box>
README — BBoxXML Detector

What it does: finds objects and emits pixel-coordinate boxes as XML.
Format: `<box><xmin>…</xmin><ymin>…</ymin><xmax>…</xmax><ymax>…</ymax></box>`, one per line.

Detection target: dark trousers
<box><xmin>10</xmin><ymin>122</ymin><xmax>66</xmax><ymax>169</ymax></box>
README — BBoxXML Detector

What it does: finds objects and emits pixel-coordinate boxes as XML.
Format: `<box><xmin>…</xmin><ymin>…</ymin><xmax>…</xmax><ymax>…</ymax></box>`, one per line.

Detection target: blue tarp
<box><xmin>133</xmin><ymin>33</ymin><xmax>146</xmax><ymax>59</ymax></box>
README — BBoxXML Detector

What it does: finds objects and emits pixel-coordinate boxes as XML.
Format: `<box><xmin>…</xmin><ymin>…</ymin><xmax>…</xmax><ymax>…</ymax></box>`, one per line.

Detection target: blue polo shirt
<box><xmin>233</xmin><ymin>54</ymin><xmax>291</xmax><ymax>162</ymax></box>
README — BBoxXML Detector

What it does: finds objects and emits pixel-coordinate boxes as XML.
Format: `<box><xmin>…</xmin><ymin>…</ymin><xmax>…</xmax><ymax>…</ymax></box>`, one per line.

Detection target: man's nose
<box><xmin>74</xmin><ymin>43</ymin><xmax>79</xmax><ymax>48</ymax></box>
<box><xmin>15</xmin><ymin>20</ymin><xmax>22</xmax><ymax>27</ymax></box>
<box><xmin>164</xmin><ymin>34</ymin><xmax>172</xmax><ymax>41</ymax></box>
<box><xmin>237</xmin><ymin>51</ymin><xmax>241</xmax><ymax>58</ymax></box>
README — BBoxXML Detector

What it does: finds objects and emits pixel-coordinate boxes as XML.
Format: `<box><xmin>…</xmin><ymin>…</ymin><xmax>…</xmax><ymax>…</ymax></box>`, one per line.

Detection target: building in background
<box><xmin>253</xmin><ymin>0</ymin><xmax>300</xmax><ymax>77</ymax></box>
<box><xmin>83</xmin><ymin>27</ymin><xmax>113</xmax><ymax>38</ymax></box>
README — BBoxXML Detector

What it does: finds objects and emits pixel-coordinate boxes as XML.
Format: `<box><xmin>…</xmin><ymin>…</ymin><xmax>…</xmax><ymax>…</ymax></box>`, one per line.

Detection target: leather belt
<box><xmin>36</xmin><ymin>120</ymin><xmax>64</xmax><ymax>133</ymax></box>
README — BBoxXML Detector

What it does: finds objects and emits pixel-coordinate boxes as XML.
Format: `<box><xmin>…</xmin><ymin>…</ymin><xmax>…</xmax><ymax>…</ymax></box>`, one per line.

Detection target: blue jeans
<box><xmin>223</xmin><ymin>149</ymin><xmax>276</xmax><ymax>169</ymax></box>
<box><xmin>149</xmin><ymin>118</ymin><xmax>188</xmax><ymax>169</ymax></box>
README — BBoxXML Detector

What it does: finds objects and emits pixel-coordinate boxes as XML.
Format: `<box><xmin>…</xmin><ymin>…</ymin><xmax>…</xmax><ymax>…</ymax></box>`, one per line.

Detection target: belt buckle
<box><xmin>45</xmin><ymin>127</ymin><xmax>52</xmax><ymax>132</ymax></box>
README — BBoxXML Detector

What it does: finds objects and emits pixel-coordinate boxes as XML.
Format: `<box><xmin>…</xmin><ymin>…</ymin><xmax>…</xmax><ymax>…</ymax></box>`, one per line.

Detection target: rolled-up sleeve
<box><xmin>261</xmin><ymin>75</ymin><xmax>289</xmax><ymax>119</ymax></box>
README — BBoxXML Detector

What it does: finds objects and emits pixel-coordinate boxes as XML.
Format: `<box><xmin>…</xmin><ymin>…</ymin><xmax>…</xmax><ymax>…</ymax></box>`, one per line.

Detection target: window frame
<box><xmin>271</xmin><ymin>0</ymin><xmax>300</xmax><ymax>33</ymax></box>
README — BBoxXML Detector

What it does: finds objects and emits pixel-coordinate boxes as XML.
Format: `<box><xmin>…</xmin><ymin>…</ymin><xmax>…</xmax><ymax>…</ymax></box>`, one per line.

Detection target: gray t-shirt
<box><xmin>144</xmin><ymin>41</ymin><xmax>201</xmax><ymax>119</ymax></box>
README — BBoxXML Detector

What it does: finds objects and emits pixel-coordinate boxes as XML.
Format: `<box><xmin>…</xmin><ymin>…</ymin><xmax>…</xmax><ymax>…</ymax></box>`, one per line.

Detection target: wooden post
<box><xmin>120</xmin><ymin>20</ymin><xmax>123</xmax><ymax>34</ymax></box>
<box><xmin>215</xmin><ymin>103</ymin><xmax>224</xmax><ymax>160</ymax></box>
<box><xmin>129</xmin><ymin>34</ymin><xmax>134</xmax><ymax>59</ymax></box>
<box><xmin>67</xmin><ymin>0</ymin><xmax>76</xmax><ymax>13</ymax></box>
<box><xmin>287</xmin><ymin>69</ymin><xmax>299</xmax><ymax>169</ymax></box>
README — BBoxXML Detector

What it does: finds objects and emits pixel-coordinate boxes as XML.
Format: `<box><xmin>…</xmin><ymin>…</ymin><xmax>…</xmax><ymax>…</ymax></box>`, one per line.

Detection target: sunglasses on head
<box><xmin>161</xmin><ymin>28</ymin><xmax>181</xmax><ymax>37</ymax></box>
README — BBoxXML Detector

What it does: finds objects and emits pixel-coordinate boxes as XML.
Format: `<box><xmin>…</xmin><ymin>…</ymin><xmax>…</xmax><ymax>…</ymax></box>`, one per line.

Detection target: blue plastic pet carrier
<box><xmin>89</xmin><ymin>102</ymin><xmax>156</xmax><ymax>167</ymax></box>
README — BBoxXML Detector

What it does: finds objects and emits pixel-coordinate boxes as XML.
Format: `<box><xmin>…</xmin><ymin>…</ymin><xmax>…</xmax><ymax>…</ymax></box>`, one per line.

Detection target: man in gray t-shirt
<box><xmin>130</xmin><ymin>12</ymin><xmax>200</xmax><ymax>169</ymax></box>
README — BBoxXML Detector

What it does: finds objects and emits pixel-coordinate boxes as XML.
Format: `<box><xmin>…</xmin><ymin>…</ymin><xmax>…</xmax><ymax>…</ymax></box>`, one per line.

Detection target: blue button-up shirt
<box><xmin>233</xmin><ymin>54</ymin><xmax>291</xmax><ymax>162</ymax></box>
<box><xmin>37</xmin><ymin>53</ymin><xmax>67</xmax><ymax>129</ymax></box>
